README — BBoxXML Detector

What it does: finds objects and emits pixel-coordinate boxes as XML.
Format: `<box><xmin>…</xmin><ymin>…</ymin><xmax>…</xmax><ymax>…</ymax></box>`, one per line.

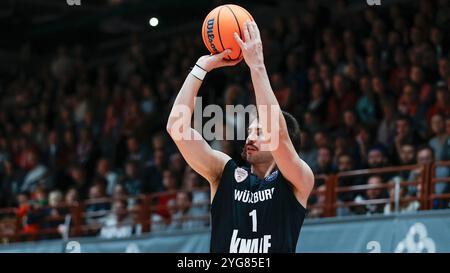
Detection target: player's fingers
<box><xmin>223</xmin><ymin>57</ymin><xmax>242</xmax><ymax>67</ymax></box>
<box><xmin>247</xmin><ymin>20</ymin><xmax>257</xmax><ymax>41</ymax></box>
<box><xmin>251</xmin><ymin>21</ymin><xmax>261</xmax><ymax>41</ymax></box>
<box><xmin>243</xmin><ymin>20</ymin><xmax>251</xmax><ymax>41</ymax></box>
<box><xmin>234</xmin><ymin>33</ymin><xmax>245</xmax><ymax>48</ymax></box>
<box><xmin>216</xmin><ymin>49</ymin><xmax>232</xmax><ymax>59</ymax></box>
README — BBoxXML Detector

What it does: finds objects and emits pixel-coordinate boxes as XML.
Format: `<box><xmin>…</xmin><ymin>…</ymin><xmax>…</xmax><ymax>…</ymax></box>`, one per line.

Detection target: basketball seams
<box><xmin>224</xmin><ymin>5</ymin><xmax>243</xmax><ymax>61</ymax></box>
<box><xmin>216</xmin><ymin>6</ymin><xmax>230</xmax><ymax>61</ymax></box>
<box><xmin>240</xmin><ymin>6</ymin><xmax>254</xmax><ymax>22</ymax></box>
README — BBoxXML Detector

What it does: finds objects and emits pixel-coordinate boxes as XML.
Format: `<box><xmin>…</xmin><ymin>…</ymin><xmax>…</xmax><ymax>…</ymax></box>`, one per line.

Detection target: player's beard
<box><xmin>246</xmin><ymin>150</ymin><xmax>273</xmax><ymax>165</ymax></box>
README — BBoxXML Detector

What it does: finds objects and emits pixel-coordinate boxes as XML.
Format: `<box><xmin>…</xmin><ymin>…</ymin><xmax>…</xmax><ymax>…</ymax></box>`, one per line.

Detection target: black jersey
<box><xmin>210</xmin><ymin>159</ymin><xmax>306</xmax><ymax>253</ymax></box>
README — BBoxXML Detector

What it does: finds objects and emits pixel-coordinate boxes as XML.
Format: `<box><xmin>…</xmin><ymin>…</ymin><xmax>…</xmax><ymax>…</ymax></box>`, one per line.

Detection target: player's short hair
<box><xmin>282</xmin><ymin>111</ymin><xmax>301</xmax><ymax>151</ymax></box>
<box><xmin>241</xmin><ymin>110</ymin><xmax>301</xmax><ymax>161</ymax></box>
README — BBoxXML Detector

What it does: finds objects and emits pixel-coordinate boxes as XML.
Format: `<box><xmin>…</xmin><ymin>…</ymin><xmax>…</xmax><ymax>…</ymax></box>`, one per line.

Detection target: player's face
<box><xmin>245</xmin><ymin>119</ymin><xmax>273</xmax><ymax>164</ymax></box>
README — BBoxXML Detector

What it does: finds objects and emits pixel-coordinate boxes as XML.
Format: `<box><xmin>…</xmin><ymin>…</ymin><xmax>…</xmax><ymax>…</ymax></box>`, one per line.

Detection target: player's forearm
<box><xmin>250</xmin><ymin>65</ymin><xmax>289</xmax><ymax>141</ymax></box>
<box><xmin>167</xmin><ymin>50</ymin><xmax>237</xmax><ymax>134</ymax></box>
<box><xmin>166</xmin><ymin>73</ymin><xmax>202</xmax><ymax>134</ymax></box>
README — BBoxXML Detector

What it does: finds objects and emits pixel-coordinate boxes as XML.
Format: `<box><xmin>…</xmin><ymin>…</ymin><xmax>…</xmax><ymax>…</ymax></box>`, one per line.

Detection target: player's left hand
<box><xmin>196</xmin><ymin>49</ymin><xmax>242</xmax><ymax>72</ymax></box>
<box><xmin>234</xmin><ymin>20</ymin><xmax>264</xmax><ymax>69</ymax></box>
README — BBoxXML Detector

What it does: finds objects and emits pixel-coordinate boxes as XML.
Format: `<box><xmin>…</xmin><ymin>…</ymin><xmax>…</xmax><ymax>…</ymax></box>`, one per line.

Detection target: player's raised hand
<box><xmin>196</xmin><ymin>49</ymin><xmax>242</xmax><ymax>72</ymax></box>
<box><xmin>234</xmin><ymin>20</ymin><xmax>264</xmax><ymax>69</ymax></box>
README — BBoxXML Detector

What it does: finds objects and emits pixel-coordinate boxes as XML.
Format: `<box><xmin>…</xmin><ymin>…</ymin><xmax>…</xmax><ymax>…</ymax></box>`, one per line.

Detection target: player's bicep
<box><xmin>272</xmin><ymin>136</ymin><xmax>314</xmax><ymax>204</ymax></box>
<box><xmin>172</xmin><ymin>128</ymin><xmax>230</xmax><ymax>184</ymax></box>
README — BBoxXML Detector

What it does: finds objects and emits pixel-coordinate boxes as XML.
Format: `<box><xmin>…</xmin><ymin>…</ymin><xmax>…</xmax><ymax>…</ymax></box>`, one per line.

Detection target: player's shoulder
<box><xmin>220</xmin><ymin>159</ymin><xmax>251</xmax><ymax>181</ymax></box>
<box><xmin>222</xmin><ymin>158</ymin><xmax>246</xmax><ymax>174</ymax></box>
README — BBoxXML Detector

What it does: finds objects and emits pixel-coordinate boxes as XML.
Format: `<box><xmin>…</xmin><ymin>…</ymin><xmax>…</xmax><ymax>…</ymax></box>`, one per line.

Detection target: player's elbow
<box><xmin>166</xmin><ymin>122</ymin><xmax>172</xmax><ymax>135</ymax></box>
<box><xmin>166</xmin><ymin>116</ymin><xmax>177</xmax><ymax>136</ymax></box>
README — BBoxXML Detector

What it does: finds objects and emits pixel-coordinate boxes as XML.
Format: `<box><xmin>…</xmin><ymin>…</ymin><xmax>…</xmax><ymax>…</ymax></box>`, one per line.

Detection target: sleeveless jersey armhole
<box><xmin>279</xmin><ymin>174</ymin><xmax>307</xmax><ymax>213</ymax></box>
<box><xmin>211</xmin><ymin>158</ymin><xmax>236</xmax><ymax>210</ymax></box>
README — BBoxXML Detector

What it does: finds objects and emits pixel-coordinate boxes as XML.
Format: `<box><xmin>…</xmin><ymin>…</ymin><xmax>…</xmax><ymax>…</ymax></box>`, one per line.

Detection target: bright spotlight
<box><xmin>149</xmin><ymin>17</ymin><xmax>159</xmax><ymax>27</ymax></box>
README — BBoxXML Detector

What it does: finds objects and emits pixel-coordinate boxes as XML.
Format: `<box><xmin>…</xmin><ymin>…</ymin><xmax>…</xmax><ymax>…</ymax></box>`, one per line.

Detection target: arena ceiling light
<box><xmin>149</xmin><ymin>17</ymin><xmax>159</xmax><ymax>27</ymax></box>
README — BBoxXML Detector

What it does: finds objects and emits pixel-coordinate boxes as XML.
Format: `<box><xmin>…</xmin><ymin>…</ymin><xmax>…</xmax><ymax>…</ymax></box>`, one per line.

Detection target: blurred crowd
<box><xmin>1</xmin><ymin>0</ymin><xmax>450</xmax><ymax>239</ymax></box>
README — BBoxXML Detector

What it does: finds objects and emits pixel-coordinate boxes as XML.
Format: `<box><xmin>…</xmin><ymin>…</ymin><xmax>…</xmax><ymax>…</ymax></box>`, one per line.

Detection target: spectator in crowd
<box><xmin>356</xmin><ymin>75</ymin><xmax>379</xmax><ymax>126</ymax></box>
<box><xmin>112</xmin><ymin>183</ymin><xmax>128</xmax><ymax>201</ymax></box>
<box><xmin>377</xmin><ymin>100</ymin><xmax>397</xmax><ymax>149</ymax></box>
<box><xmin>154</xmin><ymin>169</ymin><xmax>178</xmax><ymax>222</ymax></box>
<box><xmin>95</xmin><ymin>158</ymin><xmax>118</xmax><ymax>196</ymax></box>
<box><xmin>409</xmin><ymin>66</ymin><xmax>432</xmax><ymax>107</ymax></box>
<box><xmin>308</xmin><ymin>185</ymin><xmax>326</xmax><ymax>218</ymax></box>
<box><xmin>60</xmin><ymin>130</ymin><xmax>78</xmax><ymax>169</ymax></box>
<box><xmin>366</xmin><ymin>146</ymin><xmax>389</xmax><ymax>169</ymax></box>
<box><xmin>168</xmin><ymin>192</ymin><xmax>207</xmax><ymax>231</ymax></box>
<box><xmin>313</xmin><ymin>146</ymin><xmax>335</xmax><ymax>176</ymax></box>
<box><xmin>428</xmin><ymin>113</ymin><xmax>448</xmax><ymax>160</ymax></box>
<box><xmin>121</xmin><ymin>160</ymin><xmax>143</xmax><ymax>196</ymax></box>
<box><xmin>384</xmin><ymin>177</ymin><xmax>420</xmax><ymax>215</ymax></box>
<box><xmin>67</xmin><ymin>164</ymin><xmax>89</xmax><ymax>199</ymax></box>
<box><xmin>99</xmin><ymin>199</ymin><xmax>139</xmax><ymax>239</ymax></box>
<box><xmin>182</xmin><ymin>167</ymin><xmax>209</xmax><ymax>215</ymax></box>
<box><xmin>32</xmin><ymin>185</ymin><xmax>48</xmax><ymax>208</ymax></box>
<box><xmin>298</xmin><ymin>129</ymin><xmax>318</xmax><ymax>171</ymax></box>
<box><xmin>441</xmin><ymin>116</ymin><xmax>450</xmax><ymax>161</ymax></box>
<box><xmin>409</xmin><ymin>145</ymin><xmax>450</xmax><ymax>195</ymax></box>
<box><xmin>303</xmin><ymin>111</ymin><xmax>320</xmax><ymax>133</ymax></box>
<box><xmin>354</xmin><ymin>175</ymin><xmax>388</xmax><ymax>215</ymax></box>
<box><xmin>397</xmin><ymin>143</ymin><xmax>417</xmax><ymax>180</ymax></box>
<box><xmin>20</xmin><ymin>152</ymin><xmax>48</xmax><ymax>193</ymax></box>
<box><xmin>64</xmin><ymin>187</ymin><xmax>79</xmax><ymax>207</ymax></box>
<box><xmin>15</xmin><ymin>192</ymin><xmax>32</xmax><ymax>235</ymax></box>
<box><xmin>19</xmin><ymin>186</ymin><xmax>49</xmax><ymax>238</ymax></box>
<box><xmin>355</xmin><ymin>125</ymin><xmax>375</xmax><ymax>164</ymax></box>
<box><xmin>43</xmin><ymin>130</ymin><xmax>62</xmax><ymax>171</ymax></box>
<box><xmin>394</xmin><ymin>115</ymin><xmax>422</xmax><ymax>160</ymax></box>
<box><xmin>125</xmin><ymin>135</ymin><xmax>149</xmax><ymax>165</ymax></box>
<box><xmin>327</xmin><ymin>74</ymin><xmax>358</xmax><ymax>129</ymax></box>
<box><xmin>141</xmin><ymin>149</ymin><xmax>165</xmax><ymax>194</ymax></box>
<box><xmin>140</xmin><ymin>85</ymin><xmax>157</xmax><ymax>116</ymax></box>
<box><xmin>427</xmin><ymin>86</ymin><xmax>450</xmax><ymax>120</ymax></box>
<box><xmin>336</xmin><ymin>153</ymin><xmax>360</xmax><ymax>202</ymax></box>
<box><xmin>76</xmin><ymin>127</ymin><xmax>100</xmax><ymax>170</ymax></box>
<box><xmin>169</xmin><ymin>152</ymin><xmax>186</xmax><ymax>187</ymax></box>
<box><xmin>313</xmin><ymin>129</ymin><xmax>331</xmax><ymax>150</ymax></box>
<box><xmin>0</xmin><ymin>161</ymin><xmax>21</xmax><ymax>207</ymax></box>
<box><xmin>85</xmin><ymin>180</ymin><xmax>111</xmax><ymax>223</ymax></box>
<box><xmin>39</xmin><ymin>190</ymin><xmax>69</xmax><ymax>238</ymax></box>
<box><xmin>151</xmin><ymin>199</ymin><xmax>176</xmax><ymax>232</ymax></box>
<box><xmin>338</xmin><ymin>110</ymin><xmax>360</xmax><ymax>140</ymax></box>
<box><xmin>307</xmin><ymin>81</ymin><xmax>327</xmax><ymax>122</ymax></box>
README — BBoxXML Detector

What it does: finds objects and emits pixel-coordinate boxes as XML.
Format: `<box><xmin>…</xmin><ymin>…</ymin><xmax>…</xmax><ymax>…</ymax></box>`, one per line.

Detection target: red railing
<box><xmin>329</xmin><ymin>163</ymin><xmax>427</xmax><ymax>217</ymax></box>
<box><xmin>428</xmin><ymin>161</ymin><xmax>450</xmax><ymax>209</ymax></box>
<box><xmin>0</xmin><ymin>161</ymin><xmax>449</xmax><ymax>242</ymax></box>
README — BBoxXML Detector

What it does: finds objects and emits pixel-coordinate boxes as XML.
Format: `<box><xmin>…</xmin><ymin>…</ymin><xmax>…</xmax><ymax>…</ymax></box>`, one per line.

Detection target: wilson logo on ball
<box><xmin>207</xmin><ymin>19</ymin><xmax>219</xmax><ymax>53</ymax></box>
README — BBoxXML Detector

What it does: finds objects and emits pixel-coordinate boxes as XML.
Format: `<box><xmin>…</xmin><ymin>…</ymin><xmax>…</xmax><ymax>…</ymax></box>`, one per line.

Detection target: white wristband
<box><xmin>190</xmin><ymin>64</ymin><xmax>207</xmax><ymax>81</ymax></box>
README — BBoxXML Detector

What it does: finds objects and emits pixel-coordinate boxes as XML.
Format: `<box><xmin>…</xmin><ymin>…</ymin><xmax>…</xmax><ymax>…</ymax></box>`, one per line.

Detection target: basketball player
<box><xmin>166</xmin><ymin>20</ymin><xmax>314</xmax><ymax>253</ymax></box>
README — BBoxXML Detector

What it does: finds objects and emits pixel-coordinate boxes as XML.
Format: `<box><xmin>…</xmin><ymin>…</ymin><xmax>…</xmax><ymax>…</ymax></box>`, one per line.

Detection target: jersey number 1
<box><xmin>249</xmin><ymin>210</ymin><xmax>257</xmax><ymax>232</ymax></box>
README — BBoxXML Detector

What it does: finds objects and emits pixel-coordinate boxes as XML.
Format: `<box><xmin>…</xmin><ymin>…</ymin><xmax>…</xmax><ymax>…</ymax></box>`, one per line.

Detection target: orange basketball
<box><xmin>201</xmin><ymin>4</ymin><xmax>254</xmax><ymax>61</ymax></box>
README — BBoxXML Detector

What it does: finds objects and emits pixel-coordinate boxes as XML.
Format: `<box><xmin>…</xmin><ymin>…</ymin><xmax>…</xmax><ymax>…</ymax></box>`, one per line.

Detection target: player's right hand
<box><xmin>196</xmin><ymin>49</ymin><xmax>242</xmax><ymax>72</ymax></box>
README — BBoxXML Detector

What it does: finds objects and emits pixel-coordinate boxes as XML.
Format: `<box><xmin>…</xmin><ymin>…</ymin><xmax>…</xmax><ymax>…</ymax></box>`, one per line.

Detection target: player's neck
<box><xmin>251</xmin><ymin>160</ymin><xmax>276</xmax><ymax>180</ymax></box>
